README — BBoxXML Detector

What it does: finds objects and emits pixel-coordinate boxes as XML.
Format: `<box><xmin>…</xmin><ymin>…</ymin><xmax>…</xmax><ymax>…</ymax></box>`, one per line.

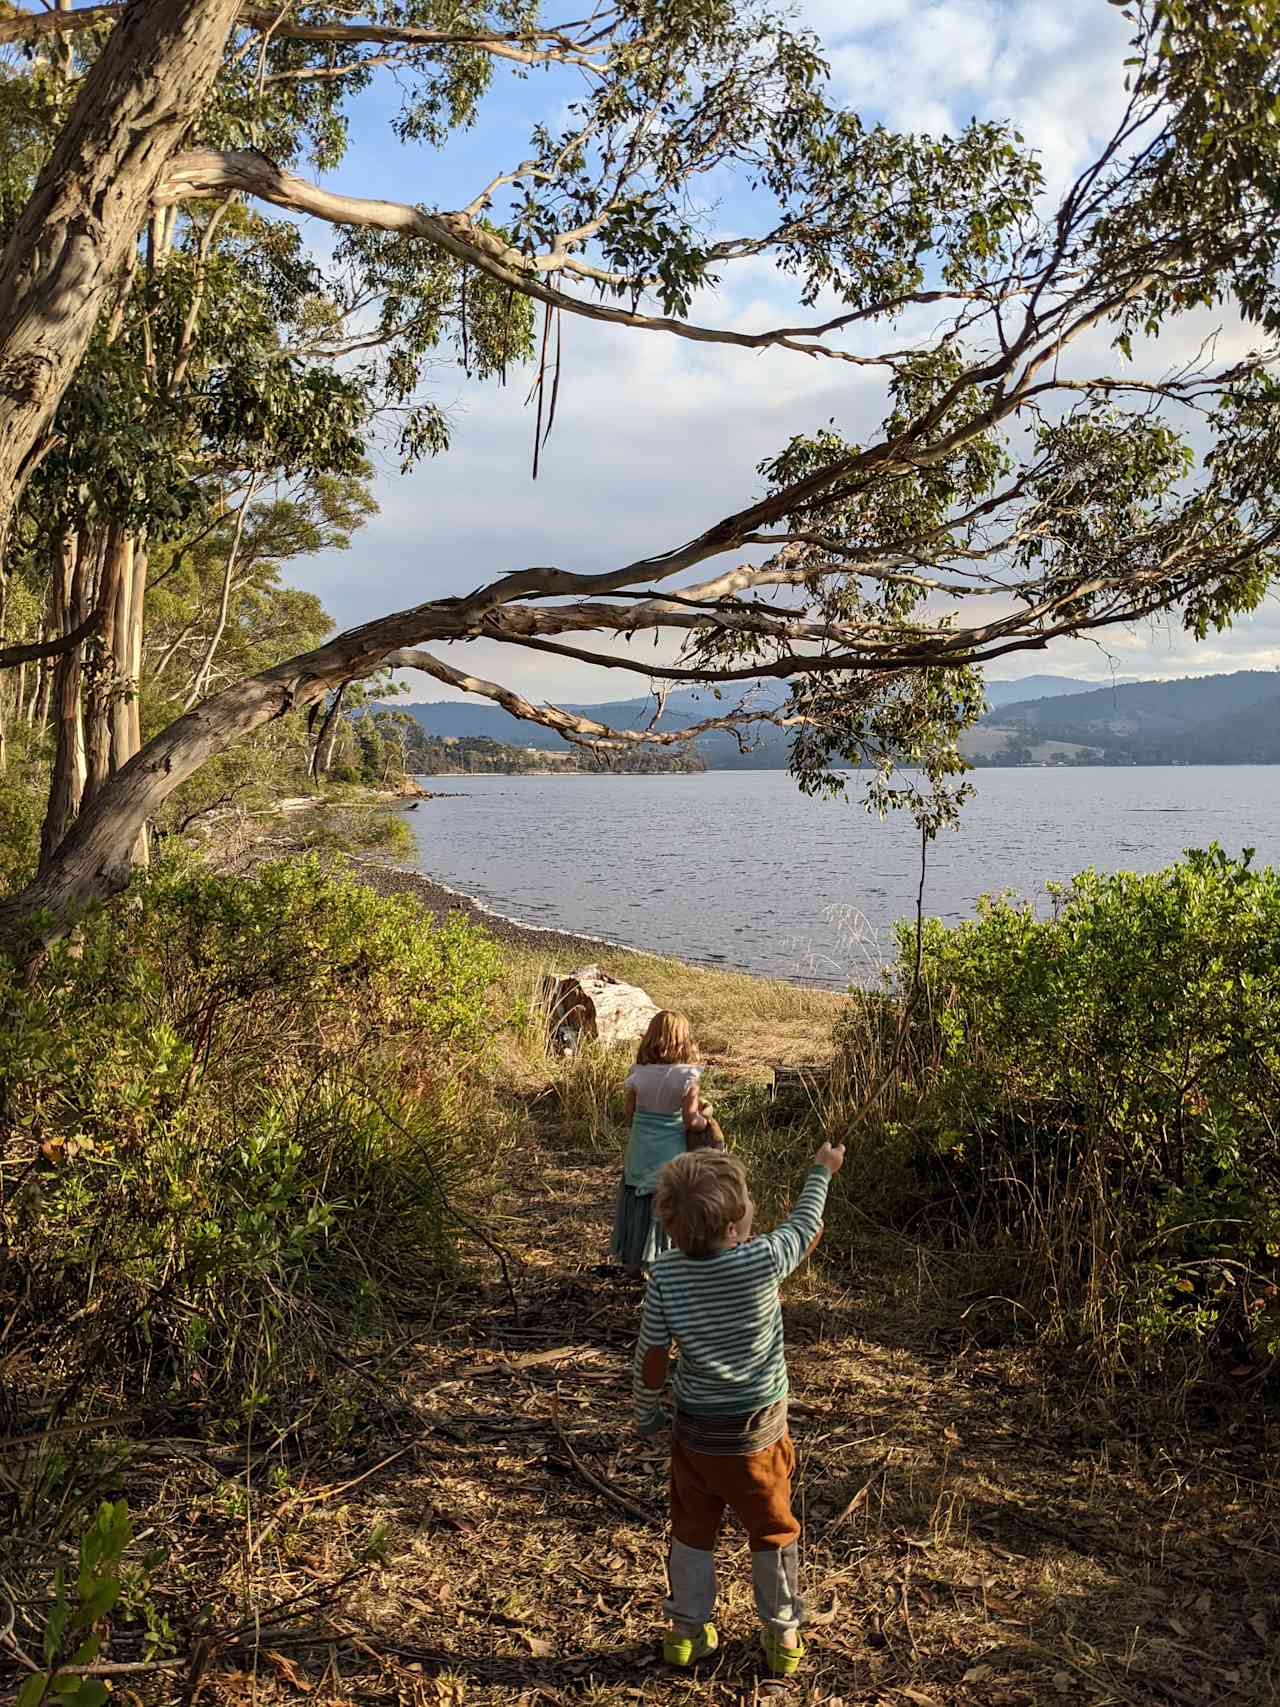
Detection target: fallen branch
<box><xmin>549</xmin><ymin>1396</ymin><xmax>657</xmax><ymax>1526</ymax></box>
<box><xmin>0</xmin><ymin>1409</ymin><xmax>140</xmax><ymax>1451</ymax></box>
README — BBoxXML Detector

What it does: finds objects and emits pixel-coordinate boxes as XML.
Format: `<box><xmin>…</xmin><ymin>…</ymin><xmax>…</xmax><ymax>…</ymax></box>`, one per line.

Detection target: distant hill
<box><xmin>386</xmin><ymin>670</ymin><xmax>1279</xmax><ymax>768</ymax></box>
<box><xmin>387</xmin><ymin>672</ymin><xmax>1113</xmax><ymax>768</ymax></box>
<box><xmin>983</xmin><ymin>674</ymin><xmax>1137</xmax><ymax>708</ymax></box>
<box><xmin>981</xmin><ymin>670</ymin><xmax>1280</xmax><ymax>764</ymax></box>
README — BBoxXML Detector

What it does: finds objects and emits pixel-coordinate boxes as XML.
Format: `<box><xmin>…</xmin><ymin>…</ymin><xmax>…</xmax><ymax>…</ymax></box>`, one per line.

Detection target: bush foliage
<box><xmin>0</xmin><ymin>854</ymin><xmax>500</xmax><ymax>1422</ymax></box>
<box><xmin>833</xmin><ymin>846</ymin><xmax>1280</xmax><ymax>1366</ymax></box>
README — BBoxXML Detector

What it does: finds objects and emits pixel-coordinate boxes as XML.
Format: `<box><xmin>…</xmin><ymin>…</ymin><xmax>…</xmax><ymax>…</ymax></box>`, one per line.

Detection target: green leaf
<box><xmin>78</xmin><ymin>1583</ymin><xmax>119</xmax><ymax>1625</ymax></box>
<box><xmin>42</xmin><ymin>1601</ymin><xmax>69</xmax><ymax>1666</ymax></box>
<box><xmin>16</xmin><ymin>1674</ymin><xmax>48</xmax><ymax>1707</ymax></box>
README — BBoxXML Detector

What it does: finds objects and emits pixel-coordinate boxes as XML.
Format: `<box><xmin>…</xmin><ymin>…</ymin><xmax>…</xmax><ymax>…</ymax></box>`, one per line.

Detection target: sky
<box><xmin>279</xmin><ymin>0</ymin><xmax>1280</xmax><ymax>709</ymax></box>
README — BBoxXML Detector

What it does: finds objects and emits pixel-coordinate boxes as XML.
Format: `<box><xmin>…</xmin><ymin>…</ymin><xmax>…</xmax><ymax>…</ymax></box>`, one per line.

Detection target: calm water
<box><xmin>402</xmin><ymin>769</ymin><xmax>1280</xmax><ymax>985</ymax></box>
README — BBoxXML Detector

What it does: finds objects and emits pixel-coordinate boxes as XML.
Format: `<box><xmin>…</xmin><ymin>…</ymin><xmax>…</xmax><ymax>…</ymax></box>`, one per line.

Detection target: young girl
<box><xmin>611</xmin><ymin>1012</ymin><xmax>708</xmax><ymax>1278</ymax></box>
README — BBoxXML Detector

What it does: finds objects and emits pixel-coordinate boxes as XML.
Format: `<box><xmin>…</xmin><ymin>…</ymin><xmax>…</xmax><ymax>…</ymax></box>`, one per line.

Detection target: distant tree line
<box><xmin>398</xmin><ymin>726</ymin><xmax>705</xmax><ymax>777</ymax></box>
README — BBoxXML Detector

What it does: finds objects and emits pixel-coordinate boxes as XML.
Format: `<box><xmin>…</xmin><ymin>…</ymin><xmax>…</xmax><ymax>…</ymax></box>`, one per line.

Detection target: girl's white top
<box><xmin>626</xmin><ymin>1062</ymin><xmax>701</xmax><ymax>1114</ymax></box>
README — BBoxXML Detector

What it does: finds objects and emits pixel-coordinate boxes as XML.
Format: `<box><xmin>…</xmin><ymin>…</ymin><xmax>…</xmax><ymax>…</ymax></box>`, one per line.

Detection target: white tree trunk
<box><xmin>0</xmin><ymin>0</ymin><xmax>242</xmax><ymax>559</ymax></box>
<box><xmin>184</xmin><ymin>478</ymin><xmax>256</xmax><ymax>710</ymax></box>
<box><xmin>40</xmin><ymin>534</ymin><xmax>90</xmax><ymax>868</ymax></box>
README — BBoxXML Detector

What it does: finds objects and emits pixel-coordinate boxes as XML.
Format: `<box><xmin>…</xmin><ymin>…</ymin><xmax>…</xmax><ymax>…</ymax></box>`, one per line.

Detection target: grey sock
<box><xmin>664</xmin><ymin>1539</ymin><xmax>716</xmax><ymax>1631</ymax></box>
<box><xmin>752</xmin><ymin>1542</ymin><xmax>804</xmax><ymax>1637</ymax></box>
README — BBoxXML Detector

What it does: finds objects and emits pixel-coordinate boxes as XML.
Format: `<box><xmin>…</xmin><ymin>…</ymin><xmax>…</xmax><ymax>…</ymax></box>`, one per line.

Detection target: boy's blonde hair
<box><xmin>654</xmin><ymin>1151</ymin><xmax>748</xmax><ymax>1256</ymax></box>
<box><xmin>636</xmin><ymin>1010</ymin><xmax>698</xmax><ymax>1066</ymax></box>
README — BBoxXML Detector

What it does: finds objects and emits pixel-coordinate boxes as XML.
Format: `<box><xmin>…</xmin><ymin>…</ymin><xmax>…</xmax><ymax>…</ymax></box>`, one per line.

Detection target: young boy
<box><xmin>631</xmin><ymin>1139</ymin><xmax>845</xmax><ymax>1676</ymax></box>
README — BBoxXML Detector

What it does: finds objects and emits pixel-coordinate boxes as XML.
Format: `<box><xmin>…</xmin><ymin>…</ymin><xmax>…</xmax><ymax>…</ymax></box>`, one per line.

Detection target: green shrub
<box><xmin>0</xmin><ymin>719</ymin><xmax>47</xmax><ymax>895</ymax></box>
<box><xmin>837</xmin><ymin>846</ymin><xmax>1280</xmax><ymax>1365</ymax></box>
<box><xmin>0</xmin><ymin>853</ymin><xmax>500</xmax><ymax>1418</ymax></box>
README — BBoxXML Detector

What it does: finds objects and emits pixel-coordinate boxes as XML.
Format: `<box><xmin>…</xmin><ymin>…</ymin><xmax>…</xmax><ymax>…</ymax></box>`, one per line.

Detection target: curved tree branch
<box><xmin>0</xmin><ymin>606</ymin><xmax>101</xmax><ymax>671</ymax></box>
<box><xmin>0</xmin><ymin>4</ymin><xmax>616</xmax><ymax>68</ymax></box>
<box><xmin>385</xmin><ymin>649</ymin><xmax>807</xmax><ymax>750</ymax></box>
<box><xmin>152</xmin><ymin>150</ymin><xmax>969</xmax><ymax>365</ymax></box>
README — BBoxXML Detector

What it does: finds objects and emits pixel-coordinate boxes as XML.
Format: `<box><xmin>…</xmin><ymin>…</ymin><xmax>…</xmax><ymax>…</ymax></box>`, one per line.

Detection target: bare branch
<box><xmin>384</xmin><ymin>649</ymin><xmax>806</xmax><ymax>749</ymax></box>
<box><xmin>0</xmin><ymin>607</ymin><xmax>101</xmax><ymax>671</ymax></box>
<box><xmin>0</xmin><ymin>4</ymin><xmax>617</xmax><ymax>68</ymax></box>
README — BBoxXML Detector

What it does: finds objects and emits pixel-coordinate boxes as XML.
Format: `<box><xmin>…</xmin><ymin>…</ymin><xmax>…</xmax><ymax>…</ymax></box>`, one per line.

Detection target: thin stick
<box><xmin>550</xmin><ymin>1396</ymin><xmax>657</xmax><ymax>1526</ymax></box>
<box><xmin>294</xmin><ymin>1445</ymin><xmax>415</xmax><ymax>1507</ymax></box>
<box><xmin>0</xmin><ymin>1409</ymin><xmax>140</xmax><ymax>1450</ymax></box>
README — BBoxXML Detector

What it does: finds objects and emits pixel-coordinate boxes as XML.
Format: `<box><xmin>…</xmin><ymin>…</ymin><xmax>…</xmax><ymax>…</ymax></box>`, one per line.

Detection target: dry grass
<box><xmin>499</xmin><ymin>944</ymin><xmax>847</xmax><ymax>1086</ymax></box>
<box><xmin>14</xmin><ymin>1126</ymin><xmax>1277</xmax><ymax>1707</ymax></box>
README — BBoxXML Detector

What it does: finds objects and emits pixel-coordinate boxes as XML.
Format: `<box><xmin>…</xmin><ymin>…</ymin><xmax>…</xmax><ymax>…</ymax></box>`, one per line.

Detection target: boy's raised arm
<box><xmin>631</xmin><ymin>1270</ymin><xmax>672</xmax><ymax>1433</ymax></box>
<box><xmin>763</xmin><ymin>1142</ymin><xmax>845</xmax><ymax>1281</ymax></box>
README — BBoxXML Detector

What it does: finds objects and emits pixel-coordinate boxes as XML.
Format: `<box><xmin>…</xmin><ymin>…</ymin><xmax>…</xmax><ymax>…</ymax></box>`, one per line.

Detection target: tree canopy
<box><xmin>1</xmin><ymin>0</ymin><xmax>1279</xmax><ymax>942</ymax></box>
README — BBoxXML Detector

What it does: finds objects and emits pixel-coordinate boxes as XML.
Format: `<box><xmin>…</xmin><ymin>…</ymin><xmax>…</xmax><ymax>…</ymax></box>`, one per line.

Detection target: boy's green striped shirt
<box><xmin>632</xmin><ymin>1164</ymin><xmax>832</xmax><ymax>1430</ymax></box>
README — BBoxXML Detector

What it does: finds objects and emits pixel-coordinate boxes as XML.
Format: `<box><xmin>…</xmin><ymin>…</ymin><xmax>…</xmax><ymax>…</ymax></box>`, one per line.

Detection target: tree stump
<box><xmin>540</xmin><ymin>963</ymin><xmax>659</xmax><ymax>1052</ymax></box>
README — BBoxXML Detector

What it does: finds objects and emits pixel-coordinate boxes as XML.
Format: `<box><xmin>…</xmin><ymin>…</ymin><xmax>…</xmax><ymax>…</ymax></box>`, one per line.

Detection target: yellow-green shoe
<box><xmin>662</xmin><ymin>1623</ymin><xmax>718</xmax><ymax>1667</ymax></box>
<box><xmin>760</xmin><ymin>1630</ymin><xmax>806</xmax><ymax>1676</ymax></box>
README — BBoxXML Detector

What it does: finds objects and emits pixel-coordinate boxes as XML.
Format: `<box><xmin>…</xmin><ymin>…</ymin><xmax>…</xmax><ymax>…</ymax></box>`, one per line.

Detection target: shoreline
<box><xmin>346</xmin><ymin>855</ymin><xmax>657</xmax><ymax>961</ymax></box>
<box><xmin>345</xmin><ymin>855</ymin><xmax>848</xmax><ymax>988</ymax></box>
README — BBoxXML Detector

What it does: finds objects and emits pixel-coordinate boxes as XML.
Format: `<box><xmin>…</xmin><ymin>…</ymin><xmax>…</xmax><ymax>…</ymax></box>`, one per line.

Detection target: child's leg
<box><xmin>666</xmin><ymin>1439</ymin><xmax>725</xmax><ymax>1636</ymax></box>
<box><xmin>665</xmin><ymin>1540</ymin><xmax>716</xmax><ymax>1636</ymax></box>
<box><xmin>721</xmin><ymin>1435</ymin><xmax>804</xmax><ymax>1643</ymax></box>
<box><xmin>750</xmin><ymin>1544</ymin><xmax>803</xmax><ymax>1642</ymax></box>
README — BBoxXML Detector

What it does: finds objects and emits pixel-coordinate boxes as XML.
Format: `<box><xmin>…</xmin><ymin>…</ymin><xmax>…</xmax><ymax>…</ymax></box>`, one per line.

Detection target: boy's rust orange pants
<box><xmin>669</xmin><ymin>1431</ymin><xmax>800</xmax><ymax>1551</ymax></box>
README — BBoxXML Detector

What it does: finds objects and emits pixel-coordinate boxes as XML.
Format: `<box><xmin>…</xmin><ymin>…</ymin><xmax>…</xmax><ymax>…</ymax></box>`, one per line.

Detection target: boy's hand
<box><xmin>814</xmin><ymin>1141</ymin><xmax>846</xmax><ymax>1175</ymax></box>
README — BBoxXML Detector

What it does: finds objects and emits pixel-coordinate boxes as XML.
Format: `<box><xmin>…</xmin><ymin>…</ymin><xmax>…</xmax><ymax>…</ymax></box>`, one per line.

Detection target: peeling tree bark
<box><xmin>40</xmin><ymin>534</ymin><xmax>91</xmax><ymax>870</ymax></box>
<box><xmin>0</xmin><ymin>0</ymin><xmax>242</xmax><ymax>561</ymax></box>
<box><xmin>83</xmin><ymin>526</ymin><xmax>128</xmax><ymax>808</ymax></box>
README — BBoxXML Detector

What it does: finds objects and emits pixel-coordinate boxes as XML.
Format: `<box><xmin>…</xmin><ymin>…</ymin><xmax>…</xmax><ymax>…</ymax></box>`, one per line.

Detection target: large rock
<box><xmin>541</xmin><ymin>963</ymin><xmax>659</xmax><ymax>1052</ymax></box>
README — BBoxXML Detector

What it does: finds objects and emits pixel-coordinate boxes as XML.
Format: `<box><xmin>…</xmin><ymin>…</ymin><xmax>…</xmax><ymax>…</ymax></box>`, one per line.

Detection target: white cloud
<box><xmin>820</xmin><ymin>0</ymin><xmax>1133</xmax><ymax>192</ymax></box>
<box><xmin>285</xmin><ymin>2</ymin><xmax>1280</xmax><ymax>711</ymax></box>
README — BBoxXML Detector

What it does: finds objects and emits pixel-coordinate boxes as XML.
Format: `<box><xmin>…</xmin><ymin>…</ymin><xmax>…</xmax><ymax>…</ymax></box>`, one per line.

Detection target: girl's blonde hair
<box><xmin>636</xmin><ymin>1009</ymin><xmax>698</xmax><ymax>1066</ymax></box>
<box><xmin>654</xmin><ymin>1152</ymin><xmax>749</xmax><ymax>1256</ymax></box>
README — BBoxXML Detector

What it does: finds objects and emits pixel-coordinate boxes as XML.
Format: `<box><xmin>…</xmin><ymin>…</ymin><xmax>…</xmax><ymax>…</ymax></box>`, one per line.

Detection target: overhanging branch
<box><xmin>0</xmin><ymin>607</ymin><xmax>101</xmax><ymax>671</ymax></box>
<box><xmin>385</xmin><ymin>649</ymin><xmax>807</xmax><ymax>750</ymax></box>
<box><xmin>0</xmin><ymin>4</ymin><xmax>614</xmax><ymax>68</ymax></box>
<box><xmin>152</xmin><ymin>150</ymin><xmax>965</xmax><ymax>366</ymax></box>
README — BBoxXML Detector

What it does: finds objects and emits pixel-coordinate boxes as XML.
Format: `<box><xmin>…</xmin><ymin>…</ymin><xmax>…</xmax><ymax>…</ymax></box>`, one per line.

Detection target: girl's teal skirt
<box><xmin>610</xmin><ymin>1181</ymin><xmax>672</xmax><ymax>1270</ymax></box>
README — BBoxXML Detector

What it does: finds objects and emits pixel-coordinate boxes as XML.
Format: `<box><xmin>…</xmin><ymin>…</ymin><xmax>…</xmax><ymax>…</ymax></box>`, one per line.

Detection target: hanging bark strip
<box><xmin>499</xmin><ymin>286</ymin><xmax>515</xmax><ymax>387</ymax></box>
<box><xmin>460</xmin><ymin>263</ymin><xmax>470</xmax><ymax>376</ymax></box>
<box><xmin>543</xmin><ymin>306</ymin><xmax>563</xmax><ymax>448</ymax></box>
<box><xmin>531</xmin><ymin>301</ymin><xmax>553</xmax><ymax>481</ymax></box>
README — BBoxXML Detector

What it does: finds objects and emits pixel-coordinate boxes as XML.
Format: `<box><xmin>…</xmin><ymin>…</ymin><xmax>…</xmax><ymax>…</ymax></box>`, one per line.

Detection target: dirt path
<box><xmin>184</xmin><ymin>1139</ymin><xmax>1279</xmax><ymax>1707</ymax></box>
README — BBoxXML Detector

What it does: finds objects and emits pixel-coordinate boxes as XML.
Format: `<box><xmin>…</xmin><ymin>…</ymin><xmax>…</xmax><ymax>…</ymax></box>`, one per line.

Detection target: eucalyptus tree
<box><xmin>0</xmin><ymin>15</ymin><xmax>518</xmax><ymax>867</ymax></box>
<box><xmin>0</xmin><ymin>0</ymin><xmax>1279</xmax><ymax>945</ymax></box>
